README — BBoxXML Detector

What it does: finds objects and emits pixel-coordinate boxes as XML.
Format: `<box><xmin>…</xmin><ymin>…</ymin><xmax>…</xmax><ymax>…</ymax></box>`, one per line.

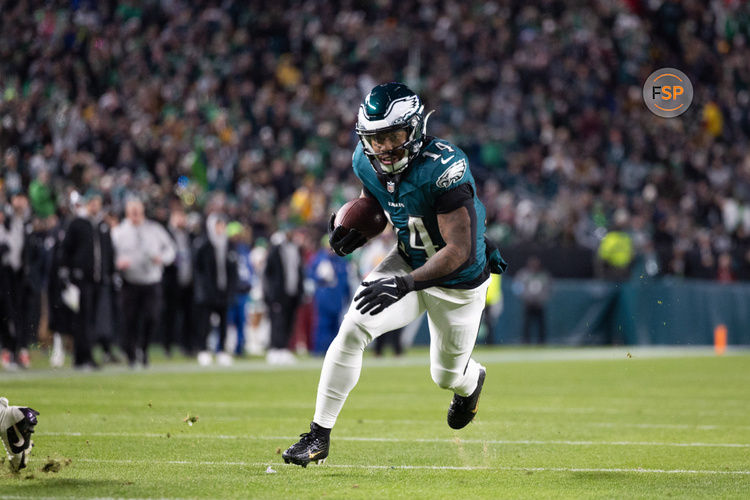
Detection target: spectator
<box><xmin>263</xmin><ymin>228</ymin><xmax>305</xmax><ymax>365</ymax></box>
<box><xmin>596</xmin><ymin>210</ymin><xmax>634</xmax><ymax>281</ymax></box>
<box><xmin>1</xmin><ymin>193</ymin><xmax>31</xmax><ymax>368</ymax></box>
<box><xmin>482</xmin><ymin>274</ymin><xmax>503</xmax><ymax>345</ymax></box>
<box><xmin>193</xmin><ymin>213</ymin><xmax>238</xmax><ymax>366</ymax></box>
<box><xmin>246</xmin><ymin>239</ymin><xmax>270</xmax><ymax>356</ymax></box>
<box><xmin>112</xmin><ymin>198</ymin><xmax>176</xmax><ymax>368</ymax></box>
<box><xmin>716</xmin><ymin>252</ymin><xmax>735</xmax><ymax>283</ymax></box>
<box><xmin>0</xmin><ymin>210</ymin><xmax>12</xmax><ymax>368</ymax></box>
<box><xmin>289</xmin><ymin>228</ymin><xmax>317</xmax><ymax>355</ymax></box>
<box><xmin>686</xmin><ymin>230</ymin><xmax>717</xmax><ymax>280</ymax></box>
<box><xmin>162</xmin><ymin>206</ymin><xmax>196</xmax><ymax>357</ymax></box>
<box><xmin>47</xmin><ymin>211</ymin><xmax>74</xmax><ymax>368</ymax></box>
<box><xmin>19</xmin><ymin>216</ymin><xmax>50</xmax><ymax>368</ymax></box>
<box><xmin>226</xmin><ymin>221</ymin><xmax>253</xmax><ymax>357</ymax></box>
<box><xmin>307</xmin><ymin>238</ymin><xmax>350</xmax><ymax>356</ymax></box>
<box><xmin>28</xmin><ymin>170</ymin><xmax>56</xmax><ymax>218</ymax></box>
<box><xmin>515</xmin><ymin>257</ymin><xmax>551</xmax><ymax>344</ymax></box>
<box><xmin>60</xmin><ymin>192</ymin><xmax>117</xmax><ymax>369</ymax></box>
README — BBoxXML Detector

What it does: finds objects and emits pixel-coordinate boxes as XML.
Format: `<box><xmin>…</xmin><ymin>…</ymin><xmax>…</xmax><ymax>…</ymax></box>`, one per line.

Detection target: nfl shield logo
<box><xmin>387</xmin><ymin>181</ymin><xmax>395</xmax><ymax>193</ymax></box>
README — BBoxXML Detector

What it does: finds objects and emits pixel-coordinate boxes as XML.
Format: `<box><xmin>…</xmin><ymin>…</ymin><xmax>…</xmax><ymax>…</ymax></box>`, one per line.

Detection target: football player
<box><xmin>0</xmin><ymin>397</ymin><xmax>39</xmax><ymax>472</ymax></box>
<box><xmin>283</xmin><ymin>82</ymin><xmax>506</xmax><ymax>467</ymax></box>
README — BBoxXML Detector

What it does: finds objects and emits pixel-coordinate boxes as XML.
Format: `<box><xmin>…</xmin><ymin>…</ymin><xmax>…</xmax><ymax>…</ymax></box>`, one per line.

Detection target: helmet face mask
<box><xmin>359</xmin><ymin>127</ymin><xmax>412</xmax><ymax>174</ymax></box>
<box><xmin>356</xmin><ymin>83</ymin><xmax>428</xmax><ymax>176</ymax></box>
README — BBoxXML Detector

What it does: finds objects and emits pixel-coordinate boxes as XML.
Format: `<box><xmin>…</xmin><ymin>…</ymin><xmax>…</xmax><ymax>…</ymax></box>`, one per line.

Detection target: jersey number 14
<box><xmin>407</xmin><ymin>216</ymin><xmax>437</xmax><ymax>258</ymax></box>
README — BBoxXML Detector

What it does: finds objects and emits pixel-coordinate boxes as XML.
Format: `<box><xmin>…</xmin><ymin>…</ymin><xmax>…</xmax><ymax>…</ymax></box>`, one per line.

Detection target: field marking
<box><xmin>511</xmin><ymin>406</ymin><xmax>750</xmax><ymax>418</ymax></box>
<box><xmin>66</xmin><ymin>413</ymin><xmax>750</xmax><ymax>430</ymax></box>
<box><xmin>69</xmin><ymin>458</ymin><xmax>750</xmax><ymax>475</ymax></box>
<box><xmin>37</xmin><ymin>431</ymin><xmax>750</xmax><ymax>448</ymax></box>
<box><xmin>5</xmin><ymin>346</ymin><xmax>747</xmax><ymax>381</ymax></box>
<box><xmin>36</xmin><ymin>401</ymin><xmax>750</xmax><ymax>419</ymax></box>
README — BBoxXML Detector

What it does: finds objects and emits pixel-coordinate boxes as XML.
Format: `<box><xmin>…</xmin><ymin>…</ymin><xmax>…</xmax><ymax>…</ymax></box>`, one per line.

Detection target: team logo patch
<box><xmin>436</xmin><ymin>159</ymin><xmax>467</xmax><ymax>188</ymax></box>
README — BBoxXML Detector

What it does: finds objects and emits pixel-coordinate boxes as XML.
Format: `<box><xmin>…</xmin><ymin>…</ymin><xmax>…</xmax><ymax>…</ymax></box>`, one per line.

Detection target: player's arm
<box><xmin>354</xmin><ymin>183</ymin><xmax>476</xmax><ymax>315</ymax></box>
<box><xmin>409</xmin><ymin>205</ymin><xmax>472</xmax><ymax>285</ymax></box>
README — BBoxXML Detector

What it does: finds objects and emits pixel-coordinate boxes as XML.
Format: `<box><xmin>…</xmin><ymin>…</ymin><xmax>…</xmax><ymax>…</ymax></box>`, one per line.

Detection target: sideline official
<box><xmin>112</xmin><ymin>198</ymin><xmax>176</xmax><ymax>367</ymax></box>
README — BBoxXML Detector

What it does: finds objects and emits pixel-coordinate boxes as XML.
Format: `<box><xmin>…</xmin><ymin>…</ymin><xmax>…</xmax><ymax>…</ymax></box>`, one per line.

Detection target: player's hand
<box><xmin>354</xmin><ymin>275</ymin><xmax>415</xmax><ymax>315</ymax></box>
<box><xmin>328</xmin><ymin>213</ymin><xmax>367</xmax><ymax>257</ymax></box>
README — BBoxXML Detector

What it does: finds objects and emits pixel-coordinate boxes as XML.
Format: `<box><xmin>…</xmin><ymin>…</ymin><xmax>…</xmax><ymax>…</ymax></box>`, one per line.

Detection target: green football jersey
<box><xmin>353</xmin><ymin>137</ymin><xmax>488</xmax><ymax>288</ymax></box>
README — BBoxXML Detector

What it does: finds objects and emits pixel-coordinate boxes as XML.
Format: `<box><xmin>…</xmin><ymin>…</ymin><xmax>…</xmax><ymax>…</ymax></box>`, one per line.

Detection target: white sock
<box><xmin>313</xmin><ymin>316</ymin><xmax>371</xmax><ymax>428</ymax></box>
<box><xmin>453</xmin><ymin>358</ymin><xmax>483</xmax><ymax>396</ymax></box>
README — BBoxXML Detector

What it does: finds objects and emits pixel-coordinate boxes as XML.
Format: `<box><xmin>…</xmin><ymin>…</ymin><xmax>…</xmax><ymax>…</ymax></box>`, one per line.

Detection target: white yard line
<box><xmin>69</xmin><ymin>458</ymin><xmax>750</xmax><ymax>475</ymax></box>
<box><xmin>510</xmin><ymin>406</ymin><xmax>750</xmax><ymax>418</ymax></box>
<box><xmin>44</xmin><ymin>414</ymin><xmax>750</xmax><ymax>430</ymax></box>
<box><xmin>37</xmin><ymin>431</ymin><xmax>750</xmax><ymax>448</ymax></box>
<box><xmin>4</xmin><ymin>346</ymin><xmax>746</xmax><ymax>381</ymax></box>
<box><xmin>586</xmin><ymin>422</ymin><xmax>743</xmax><ymax>430</ymax></box>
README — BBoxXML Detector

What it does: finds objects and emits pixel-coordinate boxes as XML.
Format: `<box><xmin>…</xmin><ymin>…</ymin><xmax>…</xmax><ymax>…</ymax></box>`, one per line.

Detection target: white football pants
<box><xmin>313</xmin><ymin>247</ymin><xmax>490</xmax><ymax>428</ymax></box>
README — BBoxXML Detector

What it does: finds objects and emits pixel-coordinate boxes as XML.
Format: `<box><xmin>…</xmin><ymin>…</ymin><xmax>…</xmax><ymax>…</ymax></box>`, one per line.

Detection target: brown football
<box><xmin>334</xmin><ymin>197</ymin><xmax>388</xmax><ymax>239</ymax></box>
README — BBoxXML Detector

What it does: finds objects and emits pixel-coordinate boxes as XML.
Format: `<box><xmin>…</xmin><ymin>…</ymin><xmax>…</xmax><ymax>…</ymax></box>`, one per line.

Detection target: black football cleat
<box><xmin>282</xmin><ymin>422</ymin><xmax>330</xmax><ymax>467</ymax></box>
<box><xmin>447</xmin><ymin>368</ymin><xmax>485</xmax><ymax>429</ymax></box>
<box><xmin>0</xmin><ymin>397</ymin><xmax>40</xmax><ymax>472</ymax></box>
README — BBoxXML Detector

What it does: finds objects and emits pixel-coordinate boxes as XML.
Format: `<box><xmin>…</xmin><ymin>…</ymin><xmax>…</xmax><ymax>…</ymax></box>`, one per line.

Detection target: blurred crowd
<box><xmin>0</xmin><ymin>186</ymin><xmax>386</xmax><ymax>369</ymax></box>
<box><xmin>2</xmin><ymin>0</ymin><xmax>750</xmax><ymax>365</ymax></box>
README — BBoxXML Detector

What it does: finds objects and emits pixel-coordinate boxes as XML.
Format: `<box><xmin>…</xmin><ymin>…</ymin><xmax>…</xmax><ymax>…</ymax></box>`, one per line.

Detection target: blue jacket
<box><xmin>307</xmin><ymin>249</ymin><xmax>350</xmax><ymax>315</ymax></box>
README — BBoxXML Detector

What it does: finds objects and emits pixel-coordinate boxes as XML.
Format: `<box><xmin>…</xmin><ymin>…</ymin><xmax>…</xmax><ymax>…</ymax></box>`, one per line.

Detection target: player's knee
<box><xmin>335</xmin><ymin>316</ymin><xmax>371</xmax><ymax>352</ymax></box>
<box><xmin>431</xmin><ymin>367</ymin><xmax>459</xmax><ymax>391</ymax></box>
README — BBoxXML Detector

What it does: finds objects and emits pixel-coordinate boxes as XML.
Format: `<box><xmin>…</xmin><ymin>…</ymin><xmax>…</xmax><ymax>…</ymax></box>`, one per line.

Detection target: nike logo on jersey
<box><xmin>440</xmin><ymin>155</ymin><xmax>455</xmax><ymax>164</ymax></box>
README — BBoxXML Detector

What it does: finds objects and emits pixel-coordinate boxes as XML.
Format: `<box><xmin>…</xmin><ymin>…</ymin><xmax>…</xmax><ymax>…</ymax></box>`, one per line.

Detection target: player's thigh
<box><xmin>345</xmin><ymin>247</ymin><xmax>424</xmax><ymax>336</ymax></box>
<box><xmin>424</xmin><ymin>281</ymin><xmax>490</xmax><ymax>356</ymax></box>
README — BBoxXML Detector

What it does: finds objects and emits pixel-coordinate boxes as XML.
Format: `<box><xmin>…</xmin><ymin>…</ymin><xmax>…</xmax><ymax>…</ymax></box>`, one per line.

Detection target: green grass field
<box><xmin>1</xmin><ymin>347</ymin><xmax>749</xmax><ymax>499</ymax></box>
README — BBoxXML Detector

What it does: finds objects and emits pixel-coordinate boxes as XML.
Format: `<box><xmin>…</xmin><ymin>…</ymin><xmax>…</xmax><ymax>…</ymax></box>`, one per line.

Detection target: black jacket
<box><xmin>163</xmin><ymin>227</ymin><xmax>194</xmax><ymax>290</ymax></box>
<box><xmin>22</xmin><ymin>225</ymin><xmax>50</xmax><ymax>292</ymax></box>
<box><xmin>47</xmin><ymin>219</ymin><xmax>73</xmax><ymax>334</ymax></box>
<box><xmin>263</xmin><ymin>241</ymin><xmax>305</xmax><ymax>305</ymax></box>
<box><xmin>192</xmin><ymin>236</ymin><xmax>238</xmax><ymax>307</ymax></box>
<box><xmin>61</xmin><ymin>216</ymin><xmax>116</xmax><ymax>285</ymax></box>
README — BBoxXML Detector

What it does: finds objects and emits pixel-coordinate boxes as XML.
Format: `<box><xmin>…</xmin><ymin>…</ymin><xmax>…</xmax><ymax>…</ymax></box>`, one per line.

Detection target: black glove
<box><xmin>329</xmin><ymin>213</ymin><xmax>367</xmax><ymax>257</ymax></box>
<box><xmin>354</xmin><ymin>275</ymin><xmax>415</xmax><ymax>315</ymax></box>
<box><xmin>484</xmin><ymin>236</ymin><xmax>508</xmax><ymax>274</ymax></box>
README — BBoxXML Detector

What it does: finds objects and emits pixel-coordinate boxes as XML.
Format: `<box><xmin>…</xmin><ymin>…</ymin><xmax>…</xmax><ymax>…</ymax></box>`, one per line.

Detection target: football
<box><xmin>334</xmin><ymin>197</ymin><xmax>388</xmax><ymax>239</ymax></box>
